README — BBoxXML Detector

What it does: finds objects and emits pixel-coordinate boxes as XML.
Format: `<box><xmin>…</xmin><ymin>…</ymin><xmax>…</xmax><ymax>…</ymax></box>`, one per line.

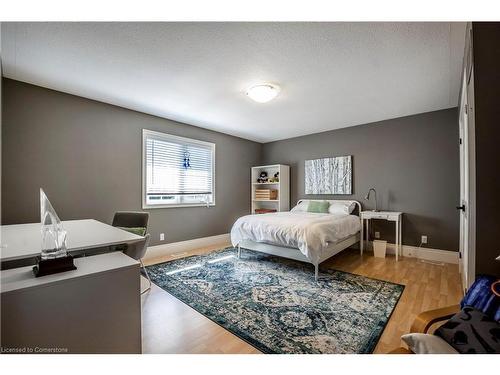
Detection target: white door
<box><xmin>458</xmin><ymin>61</ymin><xmax>476</xmax><ymax>292</ymax></box>
<box><xmin>458</xmin><ymin>68</ymin><xmax>469</xmax><ymax>290</ymax></box>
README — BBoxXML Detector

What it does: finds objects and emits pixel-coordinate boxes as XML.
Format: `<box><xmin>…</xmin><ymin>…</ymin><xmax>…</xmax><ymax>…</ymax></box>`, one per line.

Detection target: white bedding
<box><xmin>230</xmin><ymin>211</ymin><xmax>361</xmax><ymax>264</ymax></box>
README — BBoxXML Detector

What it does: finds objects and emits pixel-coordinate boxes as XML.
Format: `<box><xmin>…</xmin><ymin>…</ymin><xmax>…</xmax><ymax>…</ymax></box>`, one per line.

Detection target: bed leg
<box><xmin>237</xmin><ymin>244</ymin><xmax>241</xmax><ymax>259</ymax></box>
<box><xmin>314</xmin><ymin>264</ymin><xmax>319</xmax><ymax>281</ymax></box>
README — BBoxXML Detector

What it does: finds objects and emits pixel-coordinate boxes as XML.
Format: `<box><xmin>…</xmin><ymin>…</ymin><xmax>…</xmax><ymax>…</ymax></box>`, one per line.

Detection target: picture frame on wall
<box><xmin>305</xmin><ymin>155</ymin><xmax>352</xmax><ymax>195</ymax></box>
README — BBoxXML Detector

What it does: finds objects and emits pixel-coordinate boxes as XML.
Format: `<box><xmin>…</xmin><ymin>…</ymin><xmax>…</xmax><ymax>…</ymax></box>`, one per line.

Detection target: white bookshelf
<box><xmin>251</xmin><ymin>164</ymin><xmax>290</xmax><ymax>214</ymax></box>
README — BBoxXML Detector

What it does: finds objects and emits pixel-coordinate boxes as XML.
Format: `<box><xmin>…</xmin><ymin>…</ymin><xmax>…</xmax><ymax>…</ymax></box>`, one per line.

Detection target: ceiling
<box><xmin>1</xmin><ymin>22</ymin><xmax>466</xmax><ymax>143</ymax></box>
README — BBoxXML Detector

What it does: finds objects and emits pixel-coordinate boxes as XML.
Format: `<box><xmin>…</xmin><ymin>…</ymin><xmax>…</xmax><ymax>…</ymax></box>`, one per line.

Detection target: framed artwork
<box><xmin>305</xmin><ymin>155</ymin><xmax>352</xmax><ymax>194</ymax></box>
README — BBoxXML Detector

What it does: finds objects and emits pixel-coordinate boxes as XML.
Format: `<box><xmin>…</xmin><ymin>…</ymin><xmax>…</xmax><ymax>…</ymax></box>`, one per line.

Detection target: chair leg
<box><xmin>314</xmin><ymin>264</ymin><xmax>319</xmax><ymax>281</ymax></box>
<box><xmin>237</xmin><ymin>244</ymin><xmax>241</xmax><ymax>259</ymax></box>
<box><xmin>140</xmin><ymin>259</ymin><xmax>152</xmax><ymax>295</ymax></box>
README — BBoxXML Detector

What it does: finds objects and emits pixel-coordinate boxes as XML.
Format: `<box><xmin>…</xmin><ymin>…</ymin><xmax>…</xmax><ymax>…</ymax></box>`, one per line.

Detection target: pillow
<box><xmin>434</xmin><ymin>306</ymin><xmax>500</xmax><ymax>354</ymax></box>
<box><xmin>307</xmin><ymin>201</ymin><xmax>330</xmax><ymax>213</ymax></box>
<box><xmin>401</xmin><ymin>333</ymin><xmax>458</xmax><ymax>354</ymax></box>
<box><xmin>290</xmin><ymin>201</ymin><xmax>309</xmax><ymax>212</ymax></box>
<box><xmin>117</xmin><ymin>226</ymin><xmax>146</xmax><ymax>236</ymax></box>
<box><xmin>329</xmin><ymin>201</ymin><xmax>356</xmax><ymax>215</ymax></box>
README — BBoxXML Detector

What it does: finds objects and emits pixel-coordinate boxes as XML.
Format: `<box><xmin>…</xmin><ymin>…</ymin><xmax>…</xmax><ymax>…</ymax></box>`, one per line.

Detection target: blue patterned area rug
<box><xmin>146</xmin><ymin>247</ymin><xmax>404</xmax><ymax>354</ymax></box>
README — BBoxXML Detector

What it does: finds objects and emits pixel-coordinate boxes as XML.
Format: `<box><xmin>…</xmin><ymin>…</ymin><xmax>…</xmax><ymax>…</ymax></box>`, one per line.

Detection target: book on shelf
<box><xmin>254</xmin><ymin>208</ymin><xmax>277</xmax><ymax>214</ymax></box>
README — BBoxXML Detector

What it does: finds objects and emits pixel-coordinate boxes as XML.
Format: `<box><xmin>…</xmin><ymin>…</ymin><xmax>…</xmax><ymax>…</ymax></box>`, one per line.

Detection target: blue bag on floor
<box><xmin>461</xmin><ymin>275</ymin><xmax>500</xmax><ymax>321</ymax></box>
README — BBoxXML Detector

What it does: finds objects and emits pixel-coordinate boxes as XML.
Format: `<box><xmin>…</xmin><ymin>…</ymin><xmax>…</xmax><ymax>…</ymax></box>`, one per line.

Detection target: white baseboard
<box><xmin>145</xmin><ymin>234</ymin><xmax>458</xmax><ymax>265</ymax></box>
<box><xmin>361</xmin><ymin>241</ymin><xmax>459</xmax><ymax>264</ymax></box>
<box><xmin>145</xmin><ymin>233</ymin><xmax>230</xmax><ymax>261</ymax></box>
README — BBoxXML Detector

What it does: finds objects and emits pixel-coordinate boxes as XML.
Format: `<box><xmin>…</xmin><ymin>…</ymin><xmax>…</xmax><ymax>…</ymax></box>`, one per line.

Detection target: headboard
<box><xmin>295</xmin><ymin>199</ymin><xmax>362</xmax><ymax>216</ymax></box>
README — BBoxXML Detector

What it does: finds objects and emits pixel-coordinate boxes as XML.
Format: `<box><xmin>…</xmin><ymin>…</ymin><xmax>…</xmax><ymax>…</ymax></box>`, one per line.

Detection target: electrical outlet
<box><xmin>375</xmin><ymin>231</ymin><xmax>380</xmax><ymax>239</ymax></box>
<box><xmin>160</xmin><ymin>233</ymin><xmax>165</xmax><ymax>241</ymax></box>
<box><xmin>421</xmin><ymin>235</ymin><xmax>428</xmax><ymax>244</ymax></box>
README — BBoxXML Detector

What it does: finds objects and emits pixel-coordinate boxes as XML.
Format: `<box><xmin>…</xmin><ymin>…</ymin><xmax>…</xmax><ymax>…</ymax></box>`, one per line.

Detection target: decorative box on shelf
<box><xmin>255</xmin><ymin>189</ymin><xmax>278</xmax><ymax>200</ymax></box>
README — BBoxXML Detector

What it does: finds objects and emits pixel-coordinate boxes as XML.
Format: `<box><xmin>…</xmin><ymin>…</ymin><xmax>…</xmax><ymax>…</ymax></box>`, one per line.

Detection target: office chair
<box><xmin>112</xmin><ymin>211</ymin><xmax>151</xmax><ymax>294</ymax></box>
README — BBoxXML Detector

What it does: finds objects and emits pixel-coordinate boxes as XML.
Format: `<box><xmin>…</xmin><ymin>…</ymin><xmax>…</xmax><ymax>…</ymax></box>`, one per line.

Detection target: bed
<box><xmin>231</xmin><ymin>199</ymin><xmax>362</xmax><ymax>280</ymax></box>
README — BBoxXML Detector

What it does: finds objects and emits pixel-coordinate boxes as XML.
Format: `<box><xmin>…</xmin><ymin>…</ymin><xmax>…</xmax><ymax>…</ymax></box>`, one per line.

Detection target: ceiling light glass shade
<box><xmin>246</xmin><ymin>84</ymin><xmax>280</xmax><ymax>103</ymax></box>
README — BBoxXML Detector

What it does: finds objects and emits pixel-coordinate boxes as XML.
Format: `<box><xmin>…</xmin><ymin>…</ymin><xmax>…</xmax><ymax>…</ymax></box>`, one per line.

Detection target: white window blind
<box><xmin>142</xmin><ymin>130</ymin><xmax>215</xmax><ymax>208</ymax></box>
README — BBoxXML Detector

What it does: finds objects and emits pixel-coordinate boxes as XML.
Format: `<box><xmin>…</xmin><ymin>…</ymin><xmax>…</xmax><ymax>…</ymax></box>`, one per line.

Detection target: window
<box><xmin>142</xmin><ymin>130</ymin><xmax>215</xmax><ymax>208</ymax></box>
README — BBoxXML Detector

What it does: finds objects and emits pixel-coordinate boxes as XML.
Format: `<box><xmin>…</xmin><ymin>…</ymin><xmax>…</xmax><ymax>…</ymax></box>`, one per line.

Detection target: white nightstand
<box><xmin>360</xmin><ymin>211</ymin><xmax>403</xmax><ymax>261</ymax></box>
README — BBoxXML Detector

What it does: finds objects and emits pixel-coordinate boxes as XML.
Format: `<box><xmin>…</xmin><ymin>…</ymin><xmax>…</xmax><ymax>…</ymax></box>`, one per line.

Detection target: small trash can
<box><xmin>373</xmin><ymin>240</ymin><xmax>387</xmax><ymax>258</ymax></box>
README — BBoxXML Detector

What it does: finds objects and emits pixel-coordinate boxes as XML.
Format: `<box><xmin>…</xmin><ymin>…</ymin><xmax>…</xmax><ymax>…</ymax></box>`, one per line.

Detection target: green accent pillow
<box><xmin>307</xmin><ymin>201</ymin><xmax>330</xmax><ymax>213</ymax></box>
<box><xmin>118</xmin><ymin>226</ymin><xmax>146</xmax><ymax>236</ymax></box>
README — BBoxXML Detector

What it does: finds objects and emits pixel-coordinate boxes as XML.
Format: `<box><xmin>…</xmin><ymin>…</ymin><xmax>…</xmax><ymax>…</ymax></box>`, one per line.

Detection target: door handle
<box><xmin>456</xmin><ymin>205</ymin><xmax>465</xmax><ymax>211</ymax></box>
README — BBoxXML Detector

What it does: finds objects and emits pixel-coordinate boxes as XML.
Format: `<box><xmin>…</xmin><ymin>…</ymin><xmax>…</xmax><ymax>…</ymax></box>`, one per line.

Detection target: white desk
<box><xmin>1</xmin><ymin>251</ymin><xmax>138</xmax><ymax>293</ymax></box>
<box><xmin>1</xmin><ymin>252</ymin><xmax>141</xmax><ymax>353</ymax></box>
<box><xmin>0</xmin><ymin>219</ymin><xmax>144</xmax><ymax>262</ymax></box>
<box><xmin>360</xmin><ymin>211</ymin><xmax>403</xmax><ymax>261</ymax></box>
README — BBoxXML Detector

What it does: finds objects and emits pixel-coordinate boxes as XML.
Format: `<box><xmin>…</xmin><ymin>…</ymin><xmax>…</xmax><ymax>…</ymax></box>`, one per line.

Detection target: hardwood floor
<box><xmin>141</xmin><ymin>243</ymin><xmax>463</xmax><ymax>354</ymax></box>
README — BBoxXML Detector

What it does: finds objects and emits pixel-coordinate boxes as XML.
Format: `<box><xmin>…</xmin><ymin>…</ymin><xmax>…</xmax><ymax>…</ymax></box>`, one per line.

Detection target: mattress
<box><xmin>230</xmin><ymin>211</ymin><xmax>361</xmax><ymax>264</ymax></box>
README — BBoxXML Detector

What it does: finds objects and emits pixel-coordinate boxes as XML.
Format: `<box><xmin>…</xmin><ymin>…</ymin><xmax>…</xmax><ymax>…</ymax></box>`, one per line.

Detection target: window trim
<box><xmin>142</xmin><ymin>129</ymin><xmax>216</xmax><ymax>209</ymax></box>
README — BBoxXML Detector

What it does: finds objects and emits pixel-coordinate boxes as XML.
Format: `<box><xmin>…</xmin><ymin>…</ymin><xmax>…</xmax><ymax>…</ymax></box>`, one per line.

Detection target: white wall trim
<box><xmin>146</xmin><ymin>235</ymin><xmax>459</xmax><ymax>265</ymax></box>
<box><xmin>145</xmin><ymin>233</ymin><xmax>230</xmax><ymax>261</ymax></box>
<box><xmin>363</xmin><ymin>241</ymin><xmax>459</xmax><ymax>264</ymax></box>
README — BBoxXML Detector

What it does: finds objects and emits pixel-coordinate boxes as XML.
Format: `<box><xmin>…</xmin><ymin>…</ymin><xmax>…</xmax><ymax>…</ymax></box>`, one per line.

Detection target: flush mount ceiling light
<box><xmin>246</xmin><ymin>84</ymin><xmax>280</xmax><ymax>103</ymax></box>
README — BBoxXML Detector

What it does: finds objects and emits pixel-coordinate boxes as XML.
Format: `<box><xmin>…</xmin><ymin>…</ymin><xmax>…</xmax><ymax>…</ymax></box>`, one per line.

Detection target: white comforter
<box><xmin>230</xmin><ymin>211</ymin><xmax>361</xmax><ymax>264</ymax></box>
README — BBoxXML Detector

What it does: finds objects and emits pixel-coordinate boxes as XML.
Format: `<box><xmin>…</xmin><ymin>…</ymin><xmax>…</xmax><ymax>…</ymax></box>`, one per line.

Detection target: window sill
<box><xmin>142</xmin><ymin>203</ymin><xmax>216</xmax><ymax>209</ymax></box>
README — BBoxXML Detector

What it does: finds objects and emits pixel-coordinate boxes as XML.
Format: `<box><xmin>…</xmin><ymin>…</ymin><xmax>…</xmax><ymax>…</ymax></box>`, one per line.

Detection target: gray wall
<box><xmin>2</xmin><ymin>78</ymin><xmax>460</xmax><ymax>253</ymax></box>
<box><xmin>262</xmin><ymin>108</ymin><xmax>460</xmax><ymax>251</ymax></box>
<box><xmin>1</xmin><ymin>79</ymin><xmax>262</xmax><ymax>246</ymax></box>
<box><xmin>0</xmin><ymin>59</ymin><xmax>2</xmax><ymax>227</ymax></box>
<box><xmin>471</xmin><ymin>23</ymin><xmax>500</xmax><ymax>276</ymax></box>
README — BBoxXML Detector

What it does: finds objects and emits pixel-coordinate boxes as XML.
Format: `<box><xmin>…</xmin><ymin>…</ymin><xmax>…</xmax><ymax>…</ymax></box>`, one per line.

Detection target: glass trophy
<box><xmin>33</xmin><ymin>189</ymin><xmax>77</xmax><ymax>277</ymax></box>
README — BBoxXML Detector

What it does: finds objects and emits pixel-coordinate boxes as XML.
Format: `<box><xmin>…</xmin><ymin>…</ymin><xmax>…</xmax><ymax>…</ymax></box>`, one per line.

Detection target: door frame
<box><xmin>458</xmin><ymin>27</ymin><xmax>477</xmax><ymax>292</ymax></box>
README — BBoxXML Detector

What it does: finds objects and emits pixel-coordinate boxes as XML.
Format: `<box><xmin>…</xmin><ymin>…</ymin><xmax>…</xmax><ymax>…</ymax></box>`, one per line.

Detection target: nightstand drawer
<box><xmin>364</xmin><ymin>213</ymin><xmax>389</xmax><ymax>220</ymax></box>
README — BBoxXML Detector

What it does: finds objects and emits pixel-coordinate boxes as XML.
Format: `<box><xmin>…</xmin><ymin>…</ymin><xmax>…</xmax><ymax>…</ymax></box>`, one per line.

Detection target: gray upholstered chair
<box><xmin>112</xmin><ymin>211</ymin><xmax>151</xmax><ymax>294</ymax></box>
<box><xmin>112</xmin><ymin>211</ymin><xmax>149</xmax><ymax>232</ymax></box>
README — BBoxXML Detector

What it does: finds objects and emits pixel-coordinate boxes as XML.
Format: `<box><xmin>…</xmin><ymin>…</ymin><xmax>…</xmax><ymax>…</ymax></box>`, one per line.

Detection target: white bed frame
<box><xmin>236</xmin><ymin>199</ymin><xmax>362</xmax><ymax>281</ymax></box>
